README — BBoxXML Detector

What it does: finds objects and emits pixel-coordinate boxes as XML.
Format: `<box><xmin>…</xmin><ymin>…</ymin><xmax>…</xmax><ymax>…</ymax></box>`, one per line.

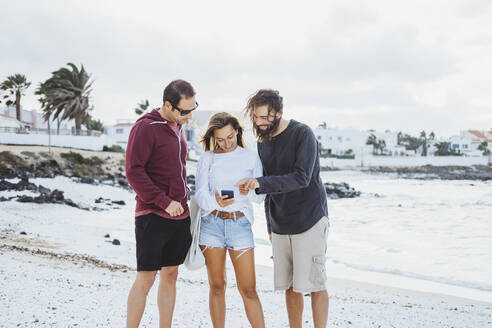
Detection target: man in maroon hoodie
<box><xmin>125</xmin><ymin>79</ymin><xmax>197</xmax><ymax>328</ymax></box>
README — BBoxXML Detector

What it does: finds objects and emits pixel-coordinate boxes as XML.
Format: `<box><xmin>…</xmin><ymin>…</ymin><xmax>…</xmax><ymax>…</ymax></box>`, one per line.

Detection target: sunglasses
<box><xmin>172</xmin><ymin>102</ymin><xmax>199</xmax><ymax>116</ymax></box>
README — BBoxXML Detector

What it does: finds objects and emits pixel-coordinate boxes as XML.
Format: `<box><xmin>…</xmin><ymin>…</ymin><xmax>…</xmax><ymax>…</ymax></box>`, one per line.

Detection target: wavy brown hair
<box><xmin>201</xmin><ymin>112</ymin><xmax>245</xmax><ymax>152</ymax></box>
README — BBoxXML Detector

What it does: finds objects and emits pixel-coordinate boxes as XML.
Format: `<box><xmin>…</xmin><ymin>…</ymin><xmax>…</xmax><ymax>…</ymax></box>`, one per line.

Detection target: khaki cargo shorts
<box><xmin>271</xmin><ymin>216</ymin><xmax>329</xmax><ymax>293</ymax></box>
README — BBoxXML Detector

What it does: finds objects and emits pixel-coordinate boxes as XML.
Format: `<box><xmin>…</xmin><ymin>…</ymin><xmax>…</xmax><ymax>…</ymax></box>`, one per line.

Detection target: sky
<box><xmin>1</xmin><ymin>0</ymin><xmax>491</xmax><ymax>137</ymax></box>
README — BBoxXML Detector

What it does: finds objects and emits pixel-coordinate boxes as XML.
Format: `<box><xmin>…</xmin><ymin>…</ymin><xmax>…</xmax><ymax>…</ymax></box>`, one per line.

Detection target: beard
<box><xmin>254</xmin><ymin>116</ymin><xmax>281</xmax><ymax>139</ymax></box>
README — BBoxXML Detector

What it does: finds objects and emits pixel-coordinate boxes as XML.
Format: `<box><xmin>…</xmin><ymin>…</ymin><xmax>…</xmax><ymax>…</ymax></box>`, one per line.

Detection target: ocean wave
<box><xmin>328</xmin><ymin>257</ymin><xmax>492</xmax><ymax>292</ymax></box>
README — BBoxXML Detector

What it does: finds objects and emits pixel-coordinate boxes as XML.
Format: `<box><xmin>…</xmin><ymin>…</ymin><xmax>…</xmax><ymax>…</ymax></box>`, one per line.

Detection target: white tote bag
<box><xmin>184</xmin><ymin>195</ymin><xmax>205</xmax><ymax>270</ymax></box>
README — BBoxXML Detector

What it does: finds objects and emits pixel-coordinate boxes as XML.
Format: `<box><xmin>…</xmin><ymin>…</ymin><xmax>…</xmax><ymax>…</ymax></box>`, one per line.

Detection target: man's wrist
<box><xmin>255</xmin><ymin>177</ymin><xmax>264</xmax><ymax>194</ymax></box>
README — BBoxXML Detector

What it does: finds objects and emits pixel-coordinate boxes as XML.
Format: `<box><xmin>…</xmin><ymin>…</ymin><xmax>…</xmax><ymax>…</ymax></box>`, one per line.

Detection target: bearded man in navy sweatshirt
<box><xmin>238</xmin><ymin>89</ymin><xmax>329</xmax><ymax>328</ymax></box>
<box><xmin>125</xmin><ymin>80</ymin><xmax>198</xmax><ymax>328</ymax></box>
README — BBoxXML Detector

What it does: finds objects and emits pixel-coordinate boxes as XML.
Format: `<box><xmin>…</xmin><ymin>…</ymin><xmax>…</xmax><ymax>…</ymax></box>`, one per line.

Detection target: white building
<box><xmin>313</xmin><ymin>126</ymin><xmax>402</xmax><ymax>157</ymax></box>
<box><xmin>441</xmin><ymin>130</ymin><xmax>491</xmax><ymax>156</ymax></box>
<box><xmin>461</xmin><ymin>130</ymin><xmax>492</xmax><ymax>153</ymax></box>
<box><xmin>0</xmin><ymin>113</ymin><xmax>22</xmax><ymax>129</ymax></box>
<box><xmin>1</xmin><ymin>106</ymin><xmax>84</xmax><ymax>133</ymax></box>
<box><xmin>104</xmin><ymin>119</ymin><xmax>134</xmax><ymax>149</ymax></box>
<box><xmin>448</xmin><ymin>135</ymin><xmax>474</xmax><ymax>155</ymax></box>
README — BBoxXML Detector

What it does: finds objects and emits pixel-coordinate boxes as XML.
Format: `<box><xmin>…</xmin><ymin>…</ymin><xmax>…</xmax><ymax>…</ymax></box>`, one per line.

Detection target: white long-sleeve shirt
<box><xmin>194</xmin><ymin>146</ymin><xmax>265</xmax><ymax>224</ymax></box>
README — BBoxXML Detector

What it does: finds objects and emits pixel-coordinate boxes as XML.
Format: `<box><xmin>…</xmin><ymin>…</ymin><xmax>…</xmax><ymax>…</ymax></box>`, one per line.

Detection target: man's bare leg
<box><xmin>127</xmin><ymin>271</ymin><xmax>158</xmax><ymax>328</ymax></box>
<box><xmin>286</xmin><ymin>287</ymin><xmax>303</xmax><ymax>328</ymax></box>
<box><xmin>311</xmin><ymin>290</ymin><xmax>329</xmax><ymax>328</ymax></box>
<box><xmin>157</xmin><ymin>266</ymin><xmax>179</xmax><ymax>328</ymax></box>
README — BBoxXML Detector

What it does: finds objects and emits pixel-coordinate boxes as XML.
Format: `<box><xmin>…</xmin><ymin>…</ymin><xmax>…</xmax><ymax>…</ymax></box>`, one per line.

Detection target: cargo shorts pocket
<box><xmin>309</xmin><ymin>255</ymin><xmax>327</xmax><ymax>285</ymax></box>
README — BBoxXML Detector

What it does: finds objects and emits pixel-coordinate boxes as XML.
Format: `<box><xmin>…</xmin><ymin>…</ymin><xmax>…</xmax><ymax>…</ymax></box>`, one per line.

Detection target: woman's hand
<box><xmin>215</xmin><ymin>190</ymin><xmax>235</xmax><ymax>208</ymax></box>
<box><xmin>238</xmin><ymin>184</ymin><xmax>249</xmax><ymax>196</ymax></box>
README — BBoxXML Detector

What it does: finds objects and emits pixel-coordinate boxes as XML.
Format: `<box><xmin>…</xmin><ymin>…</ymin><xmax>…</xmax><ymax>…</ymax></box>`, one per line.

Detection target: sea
<box><xmin>251</xmin><ymin>170</ymin><xmax>492</xmax><ymax>303</ymax></box>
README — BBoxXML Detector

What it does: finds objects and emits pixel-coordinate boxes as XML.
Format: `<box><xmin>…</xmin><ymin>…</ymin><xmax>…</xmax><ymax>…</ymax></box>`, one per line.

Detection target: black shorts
<box><xmin>135</xmin><ymin>212</ymin><xmax>192</xmax><ymax>271</ymax></box>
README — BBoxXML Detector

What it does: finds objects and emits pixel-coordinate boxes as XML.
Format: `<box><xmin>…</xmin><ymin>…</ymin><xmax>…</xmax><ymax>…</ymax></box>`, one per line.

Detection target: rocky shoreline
<box><xmin>361</xmin><ymin>165</ymin><xmax>492</xmax><ymax>181</ymax></box>
<box><xmin>0</xmin><ymin>177</ymin><xmax>128</xmax><ymax>210</ymax></box>
<box><xmin>1</xmin><ymin>148</ymin><xmax>363</xmax><ymax>203</ymax></box>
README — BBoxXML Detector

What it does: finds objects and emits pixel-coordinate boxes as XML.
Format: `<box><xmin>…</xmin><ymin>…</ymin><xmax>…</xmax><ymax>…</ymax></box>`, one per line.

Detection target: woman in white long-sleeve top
<box><xmin>194</xmin><ymin>112</ymin><xmax>265</xmax><ymax>328</ymax></box>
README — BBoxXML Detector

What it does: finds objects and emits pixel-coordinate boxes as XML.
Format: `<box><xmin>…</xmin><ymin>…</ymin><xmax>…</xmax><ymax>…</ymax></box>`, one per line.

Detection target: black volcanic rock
<box><xmin>15</xmin><ymin>189</ymin><xmax>85</xmax><ymax>209</ymax></box>
<box><xmin>38</xmin><ymin>185</ymin><xmax>51</xmax><ymax>195</ymax></box>
<box><xmin>0</xmin><ymin>177</ymin><xmax>37</xmax><ymax>192</ymax></box>
<box><xmin>117</xmin><ymin>178</ymin><xmax>128</xmax><ymax>187</ymax></box>
<box><xmin>79</xmin><ymin>177</ymin><xmax>96</xmax><ymax>184</ymax></box>
<box><xmin>324</xmin><ymin>182</ymin><xmax>361</xmax><ymax>199</ymax></box>
<box><xmin>187</xmin><ymin>175</ymin><xmax>195</xmax><ymax>184</ymax></box>
<box><xmin>187</xmin><ymin>175</ymin><xmax>196</xmax><ymax>194</ymax></box>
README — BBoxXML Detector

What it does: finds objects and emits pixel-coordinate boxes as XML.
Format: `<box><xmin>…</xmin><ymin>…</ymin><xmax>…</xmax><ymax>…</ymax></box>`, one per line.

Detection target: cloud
<box><xmin>0</xmin><ymin>0</ymin><xmax>490</xmax><ymax>137</ymax></box>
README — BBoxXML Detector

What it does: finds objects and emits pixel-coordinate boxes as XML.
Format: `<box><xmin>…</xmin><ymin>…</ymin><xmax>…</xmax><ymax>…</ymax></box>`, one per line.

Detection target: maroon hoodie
<box><xmin>126</xmin><ymin>108</ymin><xmax>189</xmax><ymax>220</ymax></box>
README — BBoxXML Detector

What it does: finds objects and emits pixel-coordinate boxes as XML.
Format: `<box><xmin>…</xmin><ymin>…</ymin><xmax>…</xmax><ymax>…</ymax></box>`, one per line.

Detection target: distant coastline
<box><xmin>1</xmin><ymin>144</ymin><xmax>491</xmax><ymax>181</ymax></box>
<box><xmin>323</xmin><ymin>165</ymin><xmax>492</xmax><ymax>181</ymax></box>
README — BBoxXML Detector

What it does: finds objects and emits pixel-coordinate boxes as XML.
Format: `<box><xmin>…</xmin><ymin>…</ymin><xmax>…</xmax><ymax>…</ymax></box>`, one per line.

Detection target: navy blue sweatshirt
<box><xmin>256</xmin><ymin>120</ymin><xmax>328</xmax><ymax>234</ymax></box>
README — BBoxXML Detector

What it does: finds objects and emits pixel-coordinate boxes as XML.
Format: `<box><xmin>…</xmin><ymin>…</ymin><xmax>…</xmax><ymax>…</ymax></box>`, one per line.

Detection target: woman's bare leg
<box><xmin>229</xmin><ymin>248</ymin><xmax>265</xmax><ymax>328</ymax></box>
<box><xmin>201</xmin><ymin>245</ymin><xmax>227</xmax><ymax>328</ymax></box>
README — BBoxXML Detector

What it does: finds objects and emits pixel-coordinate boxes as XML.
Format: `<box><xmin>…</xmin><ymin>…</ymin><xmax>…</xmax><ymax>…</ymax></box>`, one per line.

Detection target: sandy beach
<box><xmin>1</xmin><ymin>232</ymin><xmax>491</xmax><ymax>327</ymax></box>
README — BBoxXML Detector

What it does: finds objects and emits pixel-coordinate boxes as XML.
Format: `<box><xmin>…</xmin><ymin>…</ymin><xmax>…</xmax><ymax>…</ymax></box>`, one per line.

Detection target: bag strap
<box><xmin>208</xmin><ymin>152</ymin><xmax>215</xmax><ymax>191</ymax></box>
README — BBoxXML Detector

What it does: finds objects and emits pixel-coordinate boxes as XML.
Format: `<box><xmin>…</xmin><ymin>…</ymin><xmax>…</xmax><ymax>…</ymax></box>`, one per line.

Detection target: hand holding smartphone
<box><xmin>221</xmin><ymin>190</ymin><xmax>234</xmax><ymax>200</ymax></box>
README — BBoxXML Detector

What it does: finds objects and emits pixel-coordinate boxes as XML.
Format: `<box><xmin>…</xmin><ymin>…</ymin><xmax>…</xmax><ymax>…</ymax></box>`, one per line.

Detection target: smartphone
<box><xmin>221</xmin><ymin>190</ymin><xmax>234</xmax><ymax>200</ymax></box>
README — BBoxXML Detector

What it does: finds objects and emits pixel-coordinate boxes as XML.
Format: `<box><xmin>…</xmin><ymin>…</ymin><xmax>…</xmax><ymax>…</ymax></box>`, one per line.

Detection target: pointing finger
<box><xmin>235</xmin><ymin>178</ymin><xmax>248</xmax><ymax>187</ymax></box>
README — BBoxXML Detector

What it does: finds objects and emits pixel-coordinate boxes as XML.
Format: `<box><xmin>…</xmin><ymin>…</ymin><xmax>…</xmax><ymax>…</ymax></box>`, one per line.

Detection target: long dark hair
<box><xmin>201</xmin><ymin>112</ymin><xmax>245</xmax><ymax>151</ymax></box>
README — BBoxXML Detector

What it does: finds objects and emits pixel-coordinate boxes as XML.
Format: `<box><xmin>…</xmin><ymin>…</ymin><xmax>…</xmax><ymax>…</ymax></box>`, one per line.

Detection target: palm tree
<box><xmin>366</xmin><ymin>133</ymin><xmax>378</xmax><ymax>155</ymax></box>
<box><xmin>397</xmin><ymin>131</ymin><xmax>404</xmax><ymax>145</ymax></box>
<box><xmin>377</xmin><ymin>139</ymin><xmax>386</xmax><ymax>155</ymax></box>
<box><xmin>134</xmin><ymin>99</ymin><xmax>150</xmax><ymax>116</ymax></box>
<box><xmin>85</xmin><ymin>116</ymin><xmax>104</xmax><ymax>133</ymax></box>
<box><xmin>420</xmin><ymin>130</ymin><xmax>428</xmax><ymax>156</ymax></box>
<box><xmin>0</xmin><ymin>74</ymin><xmax>31</xmax><ymax>122</ymax></box>
<box><xmin>478</xmin><ymin>141</ymin><xmax>490</xmax><ymax>156</ymax></box>
<box><xmin>403</xmin><ymin>134</ymin><xmax>420</xmax><ymax>154</ymax></box>
<box><xmin>435</xmin><ymin>142</ymin><xmax>451</xmax><ymax>156</ymax></box>
<box><xmin>37</xmin><ymin>63</ymin><xmax>93</xmax><ymax>134</ymax></box>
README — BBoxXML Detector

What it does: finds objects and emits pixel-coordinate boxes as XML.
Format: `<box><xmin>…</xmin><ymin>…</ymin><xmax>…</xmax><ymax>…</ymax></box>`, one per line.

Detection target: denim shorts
<box><xmin>199</xmin><ymin>213</ymin><xmax>255</xmax><ymax>250</ymax></box>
